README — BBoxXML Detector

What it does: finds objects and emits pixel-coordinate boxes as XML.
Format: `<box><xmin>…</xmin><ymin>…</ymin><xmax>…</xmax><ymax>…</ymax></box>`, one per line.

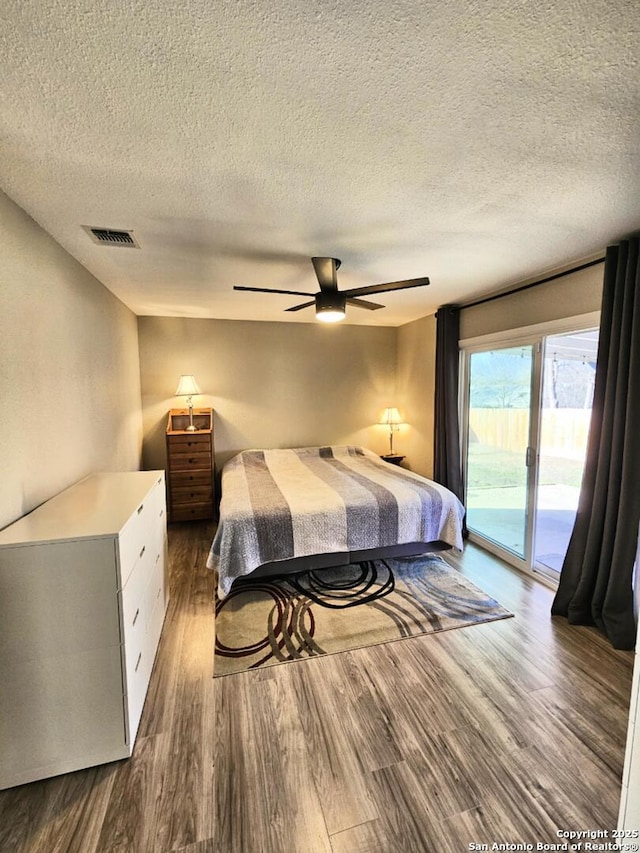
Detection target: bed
<box><xmin>207</xmin><ymin>445</ymin><xmax>465</xmax><ymax>598</ymax></box>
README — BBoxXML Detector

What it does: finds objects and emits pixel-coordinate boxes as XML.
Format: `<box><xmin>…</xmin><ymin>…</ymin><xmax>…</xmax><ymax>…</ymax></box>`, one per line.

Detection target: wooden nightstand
<box><xmin>381</xmin><ymin>454</ymin><xmax>405</xmax><ymax>466</ymax></box>
<box><xmin>166</xmin><ymin>408</ymin><xmax>215</xmax><ymax>521</ymax></box>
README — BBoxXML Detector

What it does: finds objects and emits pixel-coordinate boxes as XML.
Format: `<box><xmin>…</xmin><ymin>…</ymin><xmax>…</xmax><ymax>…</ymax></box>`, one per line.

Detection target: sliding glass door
<box><xmin>462</xmin><ymin>324</ymin><xmax>598</xmax><ymax>580</ymax></box>
<box><xmin>533</xmin><ymin>329</ymin><xmax>598</xmax><ymax>576</ymax></box>
<box><xmin>466</xmin><ymin>346</ymin><xmax>534</xmax><ymax>559</ymax></box>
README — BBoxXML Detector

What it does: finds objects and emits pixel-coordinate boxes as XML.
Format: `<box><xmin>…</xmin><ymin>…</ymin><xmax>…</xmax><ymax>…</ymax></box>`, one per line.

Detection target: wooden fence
<box><xmin>468</xmin><ymin>408</ymin><xmax>592</xmax><ymax>458</ymax></box>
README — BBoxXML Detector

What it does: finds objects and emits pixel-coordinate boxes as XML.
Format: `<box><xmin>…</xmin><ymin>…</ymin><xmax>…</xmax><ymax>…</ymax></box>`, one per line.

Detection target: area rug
<box><xmin>213</xmin><ymin>554</ymin><xmax>513</xmax><ymax>676</ymax></box>
<box><xmin>214</xmin><ymin>554</ymin><xmax>513</xmax><ymax>677</ymax></box>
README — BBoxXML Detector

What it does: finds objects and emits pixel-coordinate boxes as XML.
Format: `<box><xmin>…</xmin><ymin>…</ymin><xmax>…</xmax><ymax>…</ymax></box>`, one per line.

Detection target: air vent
<box><xmin>82</xmin><ymin>226</ymin><xmax>140</xmax><ymax>248</ymax></box>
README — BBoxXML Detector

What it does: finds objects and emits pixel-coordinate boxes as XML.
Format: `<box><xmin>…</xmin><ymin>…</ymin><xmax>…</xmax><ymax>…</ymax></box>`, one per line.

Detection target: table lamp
<box><xmin>175</xmin><ymin>374</ymin><xmax>201</xmax><ymax>431</ymax></box>
<box><xmin>379</xmin><ymin>407</ymin><xmax>405</xmax><ymax>455</ymax></box>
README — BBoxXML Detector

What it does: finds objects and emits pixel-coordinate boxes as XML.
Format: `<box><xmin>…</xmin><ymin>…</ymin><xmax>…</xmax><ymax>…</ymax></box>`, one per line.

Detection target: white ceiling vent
<box><xmin>82</xmin><ymin>226</ymin><xmax>140</xmax><ymax>248</ymax></box>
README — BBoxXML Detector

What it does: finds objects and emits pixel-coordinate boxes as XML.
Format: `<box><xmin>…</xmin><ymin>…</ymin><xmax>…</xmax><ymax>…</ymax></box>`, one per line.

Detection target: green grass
<box><xmin>466</xmin><ymin>444</ymin><xmax>585</xmax><ymax>489</ymax></box>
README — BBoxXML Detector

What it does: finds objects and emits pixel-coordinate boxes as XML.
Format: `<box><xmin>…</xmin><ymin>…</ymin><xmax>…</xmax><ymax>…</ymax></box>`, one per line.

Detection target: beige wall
<box><xmin>396</xmin><ymin>314</ymin><xmax>437</xmax><ymax>479</ymax></box>
<box><xmin>0</xmin><ymin>186</ymin><xmax>604</xmax><ymax>532</ymax></box>
<box><xmin>0</xmin><ymin>191</ymin><xmax>143</xmax><ymax>529</ymax></box>
<box><xmin>138</xmin><ymin>317</ymin><xmax>397</xmax><ymax>473</ymax></box>
<box><xmin>138</xmin><ymin>259</ymin><xmax>603</xmax><ymax>484</ymax></box>
<box><xmin>460</xmin><ymin>261</ymin><xmax>604</xmax><ymax>340</ymax></box>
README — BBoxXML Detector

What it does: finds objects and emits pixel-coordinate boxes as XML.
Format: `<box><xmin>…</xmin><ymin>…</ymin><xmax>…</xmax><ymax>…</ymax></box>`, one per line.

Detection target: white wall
<box><xmin>137</xmin><ymin>316</ymin><xmax>398</xmax><ymax>473</ymax></box>
<box><xmin>0</xmin><ymin>190</ymin><xmax>143</xmax><ymax>529</ymax></box>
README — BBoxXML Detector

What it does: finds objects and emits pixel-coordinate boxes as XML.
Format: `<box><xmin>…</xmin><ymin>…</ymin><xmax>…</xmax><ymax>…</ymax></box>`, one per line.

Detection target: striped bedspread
<box><xmin>207</xmin><ymin>445</ymin><xmax>465</xmax><ymax>598</ymax></box>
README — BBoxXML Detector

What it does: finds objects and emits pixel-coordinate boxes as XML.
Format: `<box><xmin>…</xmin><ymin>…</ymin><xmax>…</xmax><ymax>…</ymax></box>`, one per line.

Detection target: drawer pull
<box><xmin>189</xmin><ymin>458</ymin><xmax>197</xmax><ymax>463</ymax></box>
<box><xmin>157</xmin><ymin>476</ymin><xmax>162</xmax><ymax>484</ymax></box>
<box><xmin>135</xmin><ymin>652</ymin><xmax>142</xmax><ymax>673</ymax></box>
<box><xmin>132</xmin><ymin>608</ymin><xmax>140</xmax><ymax>627</ymax></box>
<box><xmin>156</xmin><ymin>586</ymin><xmax>162</xmax><ymax>600</ymax></box>
<box><xmin>159</xmin><ymin>508</ymin><xmax>164</xmax><ymax>518</ymax></box>
<box><xmin>137</xmin><ymin>503</ymin><xmax>144</xmax><ymax>515</ymax></box>
<box><xmin>156</xmin><ymin>553</ymin><xmax>160</xmax><ymax>564</ymax></box>
<box><xmin>139</xmin><ymin>545</ymin><xmax>146</xmax><ymax>559</ymax></box>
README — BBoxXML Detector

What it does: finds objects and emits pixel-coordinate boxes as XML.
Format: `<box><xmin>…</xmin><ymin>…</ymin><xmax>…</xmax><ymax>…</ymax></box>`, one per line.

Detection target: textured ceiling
<box><xmin>1</xmin><ymin>0</ymin><xmax>639</xmax><ymax>326</ymax></box>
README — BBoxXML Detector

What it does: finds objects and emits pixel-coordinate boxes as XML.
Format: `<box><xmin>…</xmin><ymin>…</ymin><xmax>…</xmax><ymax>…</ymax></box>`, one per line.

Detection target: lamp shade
<box><xmin>175</xmin><ymin>375</ymin><xmax>201</xmax><ymax>397</ymax></box>
<box><xmin>379</xmin><ymin>407</ymin><xmax>404</xmax><ymax>426</ymax></box>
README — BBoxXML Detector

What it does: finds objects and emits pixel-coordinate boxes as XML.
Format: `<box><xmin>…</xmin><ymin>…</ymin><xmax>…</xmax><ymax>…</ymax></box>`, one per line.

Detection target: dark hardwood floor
<box><xmin>0</xmin><ymin>522</ymin><xmax>634</xmax><ymax>852</ymax></box>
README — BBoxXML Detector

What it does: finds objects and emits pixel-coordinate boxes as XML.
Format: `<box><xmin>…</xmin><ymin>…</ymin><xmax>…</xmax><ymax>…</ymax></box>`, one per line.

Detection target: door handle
<box><xmin>525</xmin><ymin>446</ymin><xmax>535</xmax><ymax>467</ymax></box>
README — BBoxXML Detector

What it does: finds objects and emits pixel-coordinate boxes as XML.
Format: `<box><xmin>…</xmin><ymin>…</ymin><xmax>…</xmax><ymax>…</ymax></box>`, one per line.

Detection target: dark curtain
<box><xmin>434</xmin><ymin>305</ymin><xmax>464</xmax><ymax>507</ymax></box>
<box><xmin>552</xmin><ymin>237</ymin><xmax>640</xmax><ymax>650</ymax></box>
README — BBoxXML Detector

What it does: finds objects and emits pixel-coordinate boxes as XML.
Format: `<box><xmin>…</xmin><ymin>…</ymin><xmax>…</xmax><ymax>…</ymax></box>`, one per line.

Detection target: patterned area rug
<box><xmin>214</xmin><ymin>554</ymin><xmax>513</xmax><ymax>677</ymax></box>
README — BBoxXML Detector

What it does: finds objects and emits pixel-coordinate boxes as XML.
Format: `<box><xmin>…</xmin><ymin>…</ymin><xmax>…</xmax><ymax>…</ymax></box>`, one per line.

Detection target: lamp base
<box><xmin>186</xmin><ymin>400</ymin><xmax>198</xmax><ymax>431</ymax></box>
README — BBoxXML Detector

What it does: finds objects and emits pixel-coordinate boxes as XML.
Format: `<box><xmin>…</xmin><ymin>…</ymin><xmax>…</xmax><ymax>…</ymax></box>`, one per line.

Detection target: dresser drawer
<box><xmin>170</xmin><ymin>502</ymin><xmax>213</xmax><ymax>522</ymax></box>
<box><xmin>148</xmin><ymin>577</ymin><xmax>167</xmax><ymax>654</ymax></box>
<box><xmin>118</xmin><ymin>477</ymin><xmax>166</xmax><ymax>587</ymax></box>
<box><xmin>124</xmin><ymin>555</ymin><xmax>167</xmax><ymax>743</ymax></box>
<box><xmin>168</xmin><ymin>452</ymin><xmax>211</xmax><ymax>472</ymax></box>
<box><xmin>168</xmin><ymin>436</ymin><xmax>211</xmax><ymax>454</ymax></box>
<box><xmin>170</xmin><ymin>470</ymin><xmax>212</xmax><ymax>488</ymax></box>
<box><xmin>120</xmin><ymin>548</ymin><xmax>152</xmax><ymax>649</ymax></box>
<box><xmin>145</xmin><ymin>553</ymin><xmax>167</xmax><ymax>647</ymax></box>
<box><xmin>122</xmin><ymin>618</ymin><xmax>147</xmax><ymax>699</ymax></box>
<box><xmin>119</xmin><ymin>524</ymin><xmax>157</xmax><ymax>589</ymax></box>
<box><xmin>171</xmin><ymin>485</ymin><xmax>213</xmax><ymax>505</ymax></box>
<box><xmin>121</xmin><ymin>566</ymin><xmax>160</xmax><ymax>743</ymax></box>
<box><xmin>148</xmin><ymin>476</ymin><xmax>167</xmax><ymax>519</ymax></box>
<box><xmin>124</xmin><ymin>640</ymin><xmax>153</xmax><ymax>744</ymax></box>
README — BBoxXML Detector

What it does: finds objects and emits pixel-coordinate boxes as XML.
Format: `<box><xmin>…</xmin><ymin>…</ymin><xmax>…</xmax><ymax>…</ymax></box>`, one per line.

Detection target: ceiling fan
<box><xmin>234</xmin><ymin>257</ymin><xmax>430</xmax><ymax>322</ymax></box>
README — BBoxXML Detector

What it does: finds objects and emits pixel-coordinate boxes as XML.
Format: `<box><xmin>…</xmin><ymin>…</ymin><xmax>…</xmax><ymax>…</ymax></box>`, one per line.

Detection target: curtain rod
<box><xmin>460</xmin><ymin>256</ymin><xmax>606</xmax><ymax>311</ymax></box>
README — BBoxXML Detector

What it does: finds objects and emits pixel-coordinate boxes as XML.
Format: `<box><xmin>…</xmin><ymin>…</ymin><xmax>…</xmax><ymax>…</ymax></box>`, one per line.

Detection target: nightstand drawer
<box><xmin>168</xmin><ymin>452</ymin><xmax>211</xmax><ymax>472</ymax></box>
<box><xmin>172</xmin><ymin>485</ymin><xmax>213</xmax><ymax>505</ymax></box>
<box><xmin>170</xmin><ymin>502</ymin><xmax>213</xmax><ymax>521</ymax></box>
<box><xmin>167</xmin><ymin>436</ymin><xmax>211</xmax><ymax>454</ymax></box>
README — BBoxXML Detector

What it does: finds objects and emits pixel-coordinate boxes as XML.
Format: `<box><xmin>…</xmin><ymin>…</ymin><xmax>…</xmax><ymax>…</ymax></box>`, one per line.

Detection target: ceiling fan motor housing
<box><xmin>316</xmin><ymin>290</ymin><xmax>346</xmax><ymax>315</ymax></box>
<box><xmin>316</xmin><ymin>290</ymin><xmax>347</xmax><ymax>311</ymax></box>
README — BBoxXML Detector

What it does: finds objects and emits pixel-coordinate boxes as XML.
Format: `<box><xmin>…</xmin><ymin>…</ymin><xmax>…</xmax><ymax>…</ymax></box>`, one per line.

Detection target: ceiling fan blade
<box><xmin>234</xmin><ymin>285</ymin><xmax>314</xmax><ymax>297</ymax></box>
<box><xmin>346</xmin><ymin>297</ymin><xmax>384</xmax><ymax>311</ymax></box>
<box><xmin>311</xmin><ymin>257</ymin><xmax>340</xmax><ymax>292</ymax></box>
<box><xmin>285</xmin><ymin>300</ymin><xmax>316</xmax><ymax>312</ymax></box>
<box><xmin>342</xmin><ymin>276</ymin><xmax>430</xmax><ymax>298</ymax></box>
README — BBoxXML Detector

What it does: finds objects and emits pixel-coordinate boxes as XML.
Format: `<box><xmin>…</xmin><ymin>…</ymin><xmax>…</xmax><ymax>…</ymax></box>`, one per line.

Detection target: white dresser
<box><xmin>0</xmin><ymin>471</ymin><xmax>169</xmax><ymax>789</ymax></box>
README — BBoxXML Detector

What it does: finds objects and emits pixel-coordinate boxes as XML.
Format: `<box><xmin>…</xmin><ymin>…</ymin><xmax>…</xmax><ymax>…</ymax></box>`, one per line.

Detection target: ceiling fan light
<box><xmin>315</xmin><ymin>291</ymin><xmax>346</xmax><ymax>323</ymax></box>
<box><xmin>316</xmin><ymin>309</ymin><xmax>345</xmax><ymax>323</ymax></box>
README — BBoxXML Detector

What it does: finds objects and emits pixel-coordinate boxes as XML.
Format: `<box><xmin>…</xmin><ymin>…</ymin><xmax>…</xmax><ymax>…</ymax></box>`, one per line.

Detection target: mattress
<box><xmin>207</xmin><ymin>445</ymin><xmax>465</xmax><ymax>598</ymax></box>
